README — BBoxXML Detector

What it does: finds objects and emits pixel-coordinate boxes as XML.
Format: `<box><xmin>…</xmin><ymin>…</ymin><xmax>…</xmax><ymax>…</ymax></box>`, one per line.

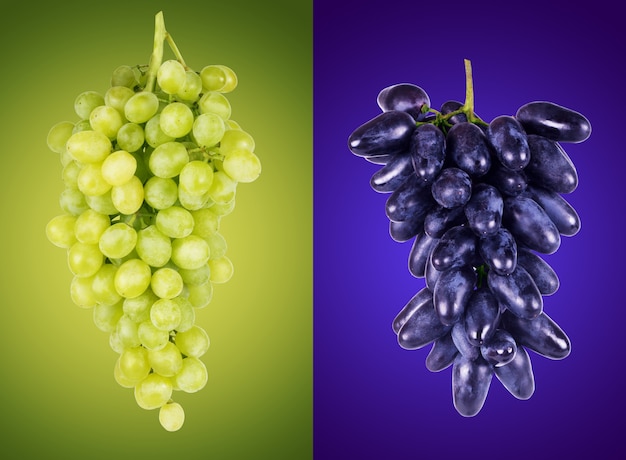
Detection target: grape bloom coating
<box><xmin>348</xmin><ymin>59</ymin><xmax>590</xmax><ymax>416</ymax></box>
<box><xmin>45</xmin><ymin>12</ymin><xmax>261</xmax><ymax>431</ymax></box>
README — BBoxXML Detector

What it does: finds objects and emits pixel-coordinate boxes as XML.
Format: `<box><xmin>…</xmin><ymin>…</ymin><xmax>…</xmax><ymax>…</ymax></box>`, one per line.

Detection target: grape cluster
<box><xmin>347</xmin><ymin>61</ymin><xmax>590</xmax><ymax>416</ymax></box>
<box><xmin>45</xmin><ymin>12</ymin><xmax>261</xmax><ymax>431</ymax></box>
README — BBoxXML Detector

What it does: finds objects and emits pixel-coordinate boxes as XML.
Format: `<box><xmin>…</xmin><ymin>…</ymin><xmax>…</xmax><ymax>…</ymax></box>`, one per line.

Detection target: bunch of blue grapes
<box><xmin>347</xmin><ymin>63</ymin><xmax>591</xmax><ymax>416</ymax></box>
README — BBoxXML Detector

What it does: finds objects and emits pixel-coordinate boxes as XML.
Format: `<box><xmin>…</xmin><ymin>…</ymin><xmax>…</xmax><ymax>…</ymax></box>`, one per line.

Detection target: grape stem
<box><xmin>462</xmin><ymin>59</ymin><xmax>487</xmax><ymax>126</ymax></box>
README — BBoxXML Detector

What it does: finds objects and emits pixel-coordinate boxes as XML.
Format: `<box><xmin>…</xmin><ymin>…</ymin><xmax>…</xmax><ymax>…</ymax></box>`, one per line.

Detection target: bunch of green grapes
<box><xmin>45</xmin><ymin>11</ymin><xmax>261</xmax><ymax>432</ymax></box>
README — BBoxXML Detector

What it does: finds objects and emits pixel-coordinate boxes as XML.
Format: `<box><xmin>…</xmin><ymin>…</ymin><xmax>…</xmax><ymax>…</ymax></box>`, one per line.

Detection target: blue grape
<box><xmin>478</xmin><ymin>227</ymin><xmax>517</xmax><ymax>275</ymax></box>
<box><xmin>348</xmin><ymin>110</ymin><xmax>416</xmax><ymax>157</ymax></box>
<box><xmin>494</xmin><ymin>345</ymin><xmax>535</xmax><ymax>400</ymax></box>
<box><xmin>515</xmin><ymin>101</ymin><xmax>591</xmax><ymax>143</ymax></box>
<box><xmin>522</xmin><ymin>184</ymin><xmax>581</xmax><ymax>236</ymax></box>
<box><xmin>370</xmin><ymin>152</ymin><xmax>415</xmax><ymax>193</ymax></box>
<box><xmin>425</xmin><ymin>253</ymin><xmax>441</xmax><ymax>290</ymax></box>
<box><xmin>385</xmin><ymin>174</ymin><xmax>434</xmax><ymax>222</ymax></box>
<box><xmin>408</xmin><ymin>232</ymin><xmax>438</xmax><ymax>278</ymax></box>
<box><xmin>480</xmin><ymin>329</ymin><xmax>517</xmax><ymax>367</ymax></box>
<box><xmin>502</xmin><ymin>310</ymin><xmax>571</xmax><ymax>360</ymax></box>
<box><xmin>397</xmin><ymin>293</ymin><xmax>452</xmax><ymax>350</ymax></box>
<box><xmin>410</xmin><ymin>123</ymin><xmax>446</xmax><ymax>182</ymax></box>
<box><xmin>451</xmin><ymin>319</ymin><xmax>480</xmax><ymax>360</ymax></box>
<box><xmin>389</xmin><ymin>213</ymin><xmax>423</xmax><ymax>242</ymax></box>
<box><xmin>392</xmin><ymin>287</ymin><xmax>432</xmax><ymax>334</ymax></box>
<box><xmin>488</xmin><ymin>264</ymin><xmax>542</xmax><ymax>320</ymax></box>
<box><xmin>377</xmin><ymin>83</ymin><xmax>430</xmax><ymax>120</ymax></box>
<box><xmin>484</xmin><ymin>164</ymin><xmax>527</xmax><ymax>196</ymax></box>
<box><xmin>503</xmin><ymin>195</ymin><xmax>561</xmax><ymax>254</ymax></box>
<box><xmin>363</xmin><ymin>154</ymin><xmax>393</xmax><ymax>165</ymax></box>
<box><xmin>452</xmin><ymin>355</ymin><xmax>493</xmax><ymax>417</ymax></box>
<box><xmin>423</xmin><ymin>205</ymin><xmax>467</xmax><ymax>239</ymax></box>
<box><xmin>486</xmin><ymin>115</ymin><xmax>530</xmax><ymax>170</ymax></box>
<box><xmin>516</xmin><ymin>248</ymin><xmax>559</xmax><ymax>296</ymax></box>
<box><xmin>446</xmin><ymin>122</ymin><xmax>491</xmax><ymax>177</ymax></box>
<box><xmin>525</xmin><ymin>135</ymin><xmax>578</xmax><ymax>194</ymax></box>
<box><xmin>431</xmin><ymin>167</ymin><xmax>472</xmax><ymax>209</ymax></box>
<box><xmin>440</xmin><ymin>100</ymin><xmax>468</xmax><ymax>125</ymax></box>
<box><xmin>433</xmin><ymin>265</ymin><xmax>477</xmax><ymax>326</ymax></box>
<box><xmin>425</xmin><ymin>332</ymin><xmax>458</xmax><ymax>372</ymax></box>
<box><xmin>430</xmin><ymin>225</ymin><xmax>478</xmax><ymax>271</ymax></box>
<box><xmin>464</xmin><ymin>183</ymin><xmax>503</xmax><ymax>237</ymax></box>
<box><xmin>464</xmin><ymin>288</ymin><xmax>500</xmax><ymax>346</ymax></box>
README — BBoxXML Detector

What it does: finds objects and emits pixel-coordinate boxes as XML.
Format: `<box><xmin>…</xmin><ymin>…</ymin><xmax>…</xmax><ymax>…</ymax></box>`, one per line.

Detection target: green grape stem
<box><xmin>145</xmin><ymin>11</ymin><xmax>189</xmax><ymax>93</ymax></box>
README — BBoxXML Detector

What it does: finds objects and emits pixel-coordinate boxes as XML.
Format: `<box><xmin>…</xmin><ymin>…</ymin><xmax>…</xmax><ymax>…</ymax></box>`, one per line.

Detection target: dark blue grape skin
<box><xmin>389</xmin><ymin>215</ymin><xmax>423</xmax><ymax>243</ymax></box>
<box><xmin>452</xmin><ymin>355</ymin><xmax>494</xmax><ymax>417</ymax></box>
<box><xmin>408</xmin><ymin>232</ymin><xmax>438</xmax><ymax>278</ymax></box>
<box><xmin>464</xmin><ymin>183</ymin><xmax>504</xmax><ymax>237</ymax></box>
<box><xmin>486</xmin><ymin>115</ymin><xmax>530</xmax><ymax>170</ymax></box>
<box><xmin>521</xmin><ymin>184</ymin><xmax>581</xmax><ymax>236</ymax></box>
<box><xmin>370</xmin><ymin>151</ymin><xmax>414</xmax><ymax>193</ymax></box>
<box><xmin>484</xmin><ymin>164</ymin><xmax>528</xmax><ymax>196</ymax></box>
<box><xmin>425</xmin><ymin>253</ymin><xmax>441</xmax><ymax>290</ymax></box>
<box><xmin>478</xmin><ymin>228</ymin><xmax>517</xmax><ymax>276</ymax></box>
<box><xmin>503</xmin><ymin>195</ymin><xmax>561</xmax><ymax>254</ymax></box>
<box><xmin>494</xmin><ymin>345</ymin><xmax>535</xmax><ymax>400</ymax></box>
<box><xmin>525</xmin><ymin>135</ymin><xmax>578</xmax><ymax>194</ymax></box>
<box><xmin>452</xmin><ymin>319</ymin><xmax>480</xmax><ymax>360</ymax></box>
<box><xmin>377</xmin><ymin>83</ymin><xmax>431</xmax><ymax>120</ymax></box>
<box><xmin>433</xmin><ymin>265</ymin><xmax>477</xmax><ymax>326</ymax></box>
<box><xmin>516</xmin><ymin>101</ymin><xmax>591</xmax><ymax>143</ymax></box>
<box><xmin>397</xmin><ymin>294</ymin><xmax>452</xmax><ymax>351</ymax></box>
<box><xmin>348</xmin><ymin>110</ymin><xmax>416</xmax><ymax>157</ymax></box>
<box><xmin>424</xmin><ymin>205</ymin><xmax>467</xmax><ymax>239</ymax></box>
<box><xmin>516</xmin><ymin>248</ymin><xmax>559</xmax><ymax>296</ymax></box>
<box><xmin>430</xmin><ymin>225</ymin><xmax>478</xmax><ymax>271</ymax></box>
<box><xmin>480</xmin><ymin>329</ymin><xmax>517</xmax><ymax>367</ymax></box>
<box><xmin>464</xmin><ymin>288</ymin><xmax>500</xmax><ymax>346</ymax></box>
<box><xmin>410</xmin><ymin>123</ymin><xmax>446</xmax><ymax>182</ymax></box>
<box><xmin>425</xmin><ymin>332</ymin><xmax>459</xmax><ymax>372</ymax></box>
<box><xmin>385</xmin><ymin>174</ymin><xmax>434</xmax><ymax>222</ymax></box>
<box><xmin>446</xmin><ymin>122</ymin><xmax>492</xmax><ymax>177</ymax></box>
<box><xmin>392</xmin><ymin>287</ymin><xmax>433</xmax><ymax>334</ymax></box>
<box><xmin>440</xmin><ymin>100</ymin><xmax>468</xmax><ymax>125</ymax></box>
<box><xmin>502</xmin><ymin>310</ymin><xmax>571</xmax><ymax>360</ymax></box>
<box><xmin>431</xmin><ymin>167</ymin><xmax>472</xmax><ymax>209</ymax></box>
<box><xmin>488</xmin><ymin>265</ymin><xmax>543</xmax><ymax>320</ymax></box>
<box><xmin>364</xmin><ymin>154</ymin><xmax>394</xmax><ymax>165</ymax></box>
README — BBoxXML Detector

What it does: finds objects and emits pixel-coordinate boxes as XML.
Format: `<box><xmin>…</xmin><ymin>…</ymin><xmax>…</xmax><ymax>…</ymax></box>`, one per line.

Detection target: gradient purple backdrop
<box><xmin>314</xmin><ymin>0</ymin><xmax>626</xmax><ymax>458</ymax></box>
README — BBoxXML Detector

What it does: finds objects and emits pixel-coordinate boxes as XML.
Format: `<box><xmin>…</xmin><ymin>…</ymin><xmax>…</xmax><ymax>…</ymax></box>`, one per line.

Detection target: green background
<box><xmin>0</xmin><ymin>1</ymin><xmax>312</xmax><ymax>458</ymax></box>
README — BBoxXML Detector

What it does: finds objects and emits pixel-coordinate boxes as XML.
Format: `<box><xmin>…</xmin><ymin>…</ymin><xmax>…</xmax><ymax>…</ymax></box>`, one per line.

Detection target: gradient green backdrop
<box><xmin>0</xmin><ymin>1</ymin><xmax>312</xmax><ymax>458</ymax></box>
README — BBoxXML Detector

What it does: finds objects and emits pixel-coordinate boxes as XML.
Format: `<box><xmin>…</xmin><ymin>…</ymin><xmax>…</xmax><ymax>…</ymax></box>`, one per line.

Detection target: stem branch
<box><xmin>145</xmin><ymin>11</ymin><xmax>166</xmax><ymax>93</ymax></box>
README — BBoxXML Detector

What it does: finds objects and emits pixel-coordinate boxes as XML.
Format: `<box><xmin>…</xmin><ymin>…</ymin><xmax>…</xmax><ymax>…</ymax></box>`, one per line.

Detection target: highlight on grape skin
<box><xmin>348</xmin><ymin>59</ymin><xmax>590</xmax><ymax>416</ymax></box>
<box><xmin>45</xmin><ymin>11</ymin><xmax>261</xmax><ymax>431</ymax></box>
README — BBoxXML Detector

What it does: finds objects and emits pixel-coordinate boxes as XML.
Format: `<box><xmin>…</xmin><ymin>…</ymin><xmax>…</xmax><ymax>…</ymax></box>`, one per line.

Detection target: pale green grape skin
<box><xmin>179</xmin><ymin>160</ymin><xmax>214</xmax><ymax>196</ymax></box>
<box><xmin>124</xmin><ymin>91</ymin><xmax>159</xmax><ymax>124</ymax></box>
<box><xmin>159</xmin><ymin>102</ymin><xmax>194</xmax><ymax>138</ymax></box>
<box><xmin>223</xmin><ymin>149</ymin><xmax>261</xmax><ymax>183</ymax></box>
<box><xmin>47</xmin><ymin>121</ymin><xmax>75</xmax><ymax>154</ymax></box>
<box><xmin>74</xmin><ymin>209</ymin><xmax>110</xmax><ymax>244</ymax></box>
<box><xmin>145</xmin><ymin>114</ymin><xmax>175</xmax><ymax>148</ymax></box>
<box><xmin>138</xmin><ymin>320</ymin><xmax>169</xmax><ymax>351</ymax></box>
<box><xmin>70</xmin><ymin>274</ymin><xmax>98</xmax><ymax>308</ymax></box>
<box><xmin>200</xmin><ymin>65</ymin><xmax>237</xmax><ymax>93</ymax></box>
<box><xmin>111</xmin><ymin>176</ymin><xmax>144</xmax><ymax>215</ymax></box>
<box><xmin>192</xmin><ymin>112</ymin><xmax>225</xmax><ymax>148</ymax></box>
<box><xmin>118</xmin><ymin>346</ymin><xmax>151</xmax><ymax>383</ymax></box>
<box><xmin>171</xmin><ymin>235</ymin><xmax>210</xmax><ymax>270</ymax></box>
<box><xmin>111</xmin><ymin>65</ymin><xmax>137</xmax><ymax>88</ymax></box>
<box><xmin>72</xmin><ymin>119</ymin><xmax>92</xmax><ymax>134</ymax></box>
<box><xmin>150</xmin><ymin>298</ymin><xmax>182</xmax><ymax>331</ymax></box>
<box><xmin>92</xmin><ymin>263</ymin><xmax>122</xmax><ymax>306</ymax></box>
<box><xmin>67</xmin><ymin>242</ymin><xmax>104</xmax><ymax>277</ymax></box>
<box><xmin>206</xmin><ymin>232</ymin><xmax>227</xmax><ymax>259</ymax></box>
<box><xmin>159</xmin><ymin>402</ymin><xmax>185</xmax><ymax>432</ymax></box>
<box><xmin>173</xmin><ymin>357</ymin><xmax>208</xmax><ymax>393</ymax></box>
<box><xmin>208</xmin><ymin>256</ymin><xmax>234</xmax><ymax>284</ymax></box>
<box><xmin>116</xmin><ymin>123</ymin><xmax>145</xmax><ymax>153</ymax></box>
<box><xmin>123</xmin><ymin>288</ymin><xmax>158</xmax><ymax>324</ymax></box>
<box><xmin>114</xmin><ymin>356</ymin><xmax>139</xmax><ymax>388</ymax></box>
<box><xmin>143</xmin><ymin>177</ymin><xmax>178</xmax><ymax>210</ymax></box>
<box><xmin>219</xmin><ymin>128</ymin><xmax>255</xmax><ymax>154</ymax></box>
<box><xmin>198</xmin><ymin>91</ymin><xmax>231</xmax><ymax>120</ymax></box>
<box><xmin>149</xmin><ymin>141</ymin><xmax>189</xmax><ymax>178</ymax></box>
<box><xmin>62</xmin><ymin>161</ymin><xmax>81</xmax><ymax>189</ymax></box>
<box><xmin>175</xmin><ymin>297</ymin><xmax>195</xmax><ymax>332</ymax></box>
<box><xmin>85</xmin><ymin>191</ymin><xmax>118</xmax><ymax>216</ymax></box>
<box><xmin>177</xmin><ymin>264</ymin><xmax>211</xmax><ymax>286</ymax></box>
<box><xmin>151</xmin><ymin>267</ymin><xmax>183</xmax><ymax>299</ymax></box>
<box><xmin>210</xmin><ymin>199</ymin><xmax>236</xmax><ymax>217</ymax></box>
<box><xmin>148</xmin><ymin>341</ymin><xmax>183</xmax><ymax>377</ymax></box>
<box><xmin>93</xmin><ymin>301</ymin><xmax>123</xmax><ymax>333</ymax></box>
<box><xmin>46</xmin><ymin>214</ymin><xmax>77</xmax><ymax>248</ymax></box>
<box><xmin>66</xmin><ymin>130</ymin><xmax>112</xmax><ymax>164</ymax></box>
<box><xmin>178</xmin><ymin>187</ymin><xmax>211</xmax><ymax>211</ymax></box>
<box><xmin>191</xmin><ymin>208</ymin><xmax>220</xmax><ymax>238</ymax></box>
<box><xmin>101</xmin><ymin>150</ymin><xmax>137</xmax><ymax>186</ymax></box>
<box><xmin>225</xmin><ymin>119</ymin><xmax>242</xmax><ymax>130</ymax></box>
<box><xmin>89</xmin><ymin>105</ymin><xmax>124</xmax><ymax>140</ymax></box>
<box><xmin>104</xmin><ymin>86</ymin><xmax>135</xmax><ymax>117</ymax></box>
<box><xmin>136</xmin><ymin>225</ymin><xmax>172</xmax><ymax>268</ymax></box>
<box><xmin>114</xmin><ymin>258</ymin><xmax>152</xmax><ymax>299</ymax></box>
<box><xmin>134</xmin><ymin>373</ymin><xmax>173</xmax><ymax>410</ymax></box>
<box><xmin>175</xmin><ymin>325</ymin><xmax>210</xmax><ymax>358</ymax></box>
<box><xmin>186</xmin><ymin>280</ymin><xmax>213</xmax><ymax>309</ymax></box>
<box><xmin>155</xmin><ymin>206</ymin><xmax>194</xmax><ymax>239</ymax></box>
<box><xmin>115</xmin><ymin>314</ymin><xmax>141</xmax><ymax>349</ymax></box>
<box><xmin>177</xmin><ymin>70</ymin><xmax>202</xmax><ymax>101</ymax></box>
<box><xmin>157</xmin><ymin>60</ymin><xmax>186</xmax><ymax>95</ymax></box>
<box><xmin>99</xmin><ymin>222</ymin><xmax>137</xmax><ymax>259</ymax></box>
<box><xmin>74</xmin><ymin>90</ymin><xmax>104</xmax><ymax>120</ymax></box>
<box><xmin>77</xmin><ymin>162</ymin><xmax>112</xmax><ymax>197</ymax></box>
<box><xmin>207</xmin><ymin>171</ymin><xmax>237</xmax><ymax>204</ymax></box>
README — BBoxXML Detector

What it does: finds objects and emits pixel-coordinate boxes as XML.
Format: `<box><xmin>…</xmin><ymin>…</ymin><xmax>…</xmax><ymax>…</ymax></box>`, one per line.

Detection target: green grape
<box><xmin>66</xmin><ymin>130</ymin><xmax>112</xmax><ymax>164</ymax></box>
<box><xmin>118</xmin><ymin>346</ymin><xmax>151</xmax><ymax>383</ymax></box>
<box><xmin>114</xmin><ymin>357</ymin><xmax>138</xmax><ymax>388</ymax></box>
<box><xmin>145</xmin><ymin>114</ymin><xmax>175</xmax><ymax>148</ymax></box>
<box><xmin>74</xmin><ymin>209</ymin><xmax>110</xmax><ymax>245</ymax></box>
<box><xmin>67</xmin><ymin>242</ymin><xmax>104</xmax><ymax>277</ymax></box>
<box><xmin>99</xmin><ymin>222</ymin><xmax>137</xmax><ymax>259</ymax></box>
<box><xmin>47</xmin><ymin>121</ymin><xmax>75</xmax><ymax>154</ymax></box>
<box><xmin>156</xmin><ymin>205</ymin><xmax>194</xmax><ymax>238</ymax></box>
<box><xmin>85</xmin><ymin>190</ymin><xmax>118</xmax><ymax>215</ymax></box>
<box><xmin>92</xmin><ymin>263</ymin><xmax>122</xmax><ymax>306</ymax></box>
<box><xmin>89</xmin><ymin>105</ymin><xmax>124</xmax><ymax>140</ymax></box>
<box><xmin>206</xmin><ymin>232</ymin><xmax>227</xmax><ymax>259</ymax></box>
<box><xmin>115</xmin><ymin>314</ymin><xmax>141</xmax><ymax>349</ymax></box>
<box><xmin>124</xmin><ymin>91</ymin><xmax>159</xmax><ymax>124</ymax></box>
<box><xmin>186</xmin><ymin>280</ymin><xmax>213</xmax><ymax>308</ymax></box>
<box><xmin>111</xmin><ymin>65</ymin><xmax>138</xmax><ymax>88</ymax></box>
<box><xmin>123</xmin><ymin>288</ymin><xmax>158</xmax><ymax>323</ymax></box>
<box><xmin>143</xmin><ymin>176</ymin><xmax>178</xmax><ymax>210</ymax></box>
<box><xmin>175</xmin><ymin>325</ymin><xmax>210</xmax><ymax>358</ymax></box>
<box><xmin>200</xmin><ymin>64</ymin><xmax>237</xmax><ymax>93</ymax></box>
<box><xmin>219</xmin><ymin>128</ymin><xmax>255</xmax><ymax>154</ymax></box>
<box><xmin>198</xmin><ymin>91</ymin><xmax>231</xmax><ymax>120</ymax></box>
<box><xmin>104</xmin><ymin>86</ymin><xmax>135</xmax><ymax>117</ymax></box>
<box><xmin>149</xmin><ymin>141</ymin><xmax>189</xmax><ymax>178</ymax></box>
<box><xmin>207</xmin><ymin>171</ymin><xmax>237</xmax><ymax>204</ymax></box>
<box><xmin>222</xmin><ymin>149</ymin><xmax>262</xmax><ymax>183</ymax></box>
<box><xmin>171</xmin><ymin>235</ymin><xmax>210</xmax><ymax>270</ymax></box>
<box><xmin>179</xmin><ymin>160</ymin><xmax>214</xmax><ymax>195</ymax></box>
<box><xmin>208</xmin><ymin>256</ymin><xmax>234</xmax><ymax>284</ymax></box>
<box><xmin>159</xmin><ymin>402</ymin><xmax>185</xmax><ymax>432</ymax></box>
<box><xmin>173</xmin><ymin>357</ymin><xmax>208</xmax><ymax>393</ymax></box>
<box><xmin>77</xmin><ymin>162</ymin><xmax>112</xmax><ymax>197</ymax></box>
<box><xmin>70</xmin><ymin>274</ymin><xmax>98</xmax><ymax>308</ymax></box>
<box><xmin>136</xmin><ymin>225</ymin><xmax>172</xmax><ymax>268</ymax></box>
<box><xmin>178</xmin><ymin>187</ymin><xmax>211</xmax><ymax>211</ymax></box>
<box><xmin>178</xmin><ymin>264</ymin><xmax>211</xmax><ymax>286</ymax></box>
<box><xmin>101</xmin><ymin>150</ymin><xmax>137</xmax><ymax>186</ymax></box>
<box><xmin>134</xmin><ymin>373</ymin><xmax>173</xmax><ymax>410</ymax></box>
<box><xmin>138</xmin><ymin>320</ymin><xmax>169</xmax><ymax>351</ymax></box>
<box><xmin>159</xmin><ymin>102</ymin><xmax>194</xmax><ymax>138</ymax></box>
<box><xmin>72</xmin><ymin>119</ymin><xmax>92</xmax><ymax>134</ymax></box>
<box><xmin>175</xmin><ymin>297</ymin><xmax>195</xmax><ymax>332</ymax></box>
<box><xmin>148</xmin><ymin>341</ymin><xmax>183</xmax><ymax>377</ymax></box>
<box><xmin>210</xmin><ymin>199</ymin><xmax>236</xmax><ymax>217</ymax></box>
<box><xmin>111</xmin><ymin>175</ymin><xmax>144</xmax><ymax>215</ymax></box>
<box><xmin>74</xmin><ymin>90</ymin><xmax>104</xmax><ymax>120</ymax></box>
<box><xmin>46</xmin><ymin>214</ymin><xmax>77</xmax><ymax>248</ymax></box>
<box><xmin>116</xmin><ymin>122</ymin><xmax>145</xmax><ymax>153</ymax></box>
<box><xmin>114</xmin><ymin>258</ymin><xmax>152</xmax><ymax>299</ymax></box>
<box><xmin>62</xmin><ymin>161</ymin><xmax>81</xmax><ymax>189</ymax></box>
<box><xmin>93</xmin><ymin>301</ymin><xmax>123</xmax><ymax>333</ymax></box>
<box><xmin>191</xmin><ymin>208</ymin><xmax>220</xmax><ymax>238</ymax></box>
<box><xmin>151</xmin><ymin>267</ymin><xmax>183</xmax><ymax>299</ymax></box>
<box><xmin>192</xmin><ymin>112</ymin><xmax>225</xmax><ymax>148</ymax></box>
<box><xmin>150</xmin><ymin>297</ymin><xmax>182</xmax><ymax>331</ymax></box>
<box><xmin>157</xmin><ymin>59</ymin><xmax>186</xmax><ymax>94</ymax></box>
<box><xmin>177</xmin><ymin>70</ymin><xmax>202</xmax><ymax>101</ymax></box>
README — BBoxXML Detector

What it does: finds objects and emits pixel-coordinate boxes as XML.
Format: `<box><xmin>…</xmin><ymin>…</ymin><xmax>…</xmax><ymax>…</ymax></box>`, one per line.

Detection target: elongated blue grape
<box><xmin>522</xmin><ymin>184</ymin><xmax>581</xmax><ymax>236</ymax></box>
<box><xmin>516</xmin><ymin>101</ymin><xmax>591</xmax><ymax>143</ymax></box>
<box><xmin>430</xmin><ymin>225</ymin><xmax>478</xmax><ymax>271</ymax></box>
<box><xmin>392</xmin><ymin>287</ymin><xmax>432</xmax><ymax>334</ymax></box>
<box><xmin>348</xmin><ymin>110</ymin><xmax>416</xmax><ymax>157</ymax></box>
<box><xmin>480</xmin><ymin>329</ymin><xmax>517</xmax><ymax>367</ymax></box>
<box><xmin>516</xmin><ymin>248</ymin><xmax>559</xmax><ymax>296</ymax></box>
<box><xmin>494</xmin><ymin>345</ymin><xmax>535</xmax><ymax>400</ymax></box>
<box><xmin>446</xmin><ymin>122</ymin><xmax>491</xmax><ymax>177</ymax></box>
<box><xmin>451</xmin><ymin>320</ymin><xmax>480</xmax><ymax>360</ymax></box>
<box><xmin>464</xmin><ymin>183</ymin><xmax>503</xmax><ymax>237</ymax></box>
<box><xmin>433</xmin><ymin>265</ymin><xmax>476</xmax><ymax>326</ymax></box>
<box><xmin>389</xmin><ymin>213</ymin><xmax>423</xmax><ymax>242</ymax></box>
<box><xmin>452</xmin><ymin>355</ymin><xmax>493</xmax><ymax>417</ymax></box>
<box><xmin>502</xmin><ymin>311</ymin><xmax>571</xmax><ymax>360</ymax></box>
<box><xmin>464</xmin><ymin>288</ymin><xmax>500</xmax><ymax>347</ymax></box>
<box><xmin>425</xmin><ymin>253</ymin><xmax>441</xmax><ymax>290</ymax></box>
<box><xmin>525</xmin><ymin>135</ymin><xmax>578</xmax><ymax>194</ymax></box>
<box><xmin>503</xmin><ymin>195</ymin><xmax>561</xmax><ymax>254</ymax></box>
<box><xmin>408</xmin><ymin>232</ymin><xmax>438</xmax><ymax>278</ymax></box>
<box><xmin>478</xmin><ymin>227</ymin><xmax>517</xmax><ymax>275</ymax></box>
<box><xmin>484</xmin><ymin>164</ymin><xmax>527</xmax><ymax>196</ymax></box>
<box><xmin>410</xmin><ymin>123</ymin><xmax>446</xmax><ymax>182</ymax></box>
<box><xmin>487</xmin><ymin>115</ymin><xmax>530</xmax><ymax>170</ymax></box>
<box><xmin>488</xmin><ymin>265</ymin><xmax>542</xmax><ymax>319</ymax></box>
<box><xmin>425</xmin><ymin>332</ymin><xmax>458</xmax><ymax>372</ymax></box>
<box><xmin>430</xmin><ymin>167</ymin><xmax>472</xmax><ymax>209</ymax></box>
<box><xmin>370</xmin><ymin>152</ymin><xmax>414</xmax><ymax>193</ymax></box>
<box><xmin>423</xmin><ymin>205</ymin><xmax>466</xmax><ymax>239</ymax></box>
<box><xmin>397</xmin><ymin>295</ymin><xmax>452</xmax><ymax>350</ymax></box>
<box><xmin>385</xmin><ymin>174</ymin><xmax>434</xmax><ymax>222</ymax></box>
<box><xmin>377</xmin><ymin>83</ymin><xmax>430</xmax><ymax>120</ymax></box>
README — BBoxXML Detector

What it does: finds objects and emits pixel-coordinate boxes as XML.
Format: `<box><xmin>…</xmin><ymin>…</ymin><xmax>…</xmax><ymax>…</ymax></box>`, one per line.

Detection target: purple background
<box><xmin>314</xmin><ymin>0</ymin><xmax>626</xmax><ymax>458</ymax></box>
